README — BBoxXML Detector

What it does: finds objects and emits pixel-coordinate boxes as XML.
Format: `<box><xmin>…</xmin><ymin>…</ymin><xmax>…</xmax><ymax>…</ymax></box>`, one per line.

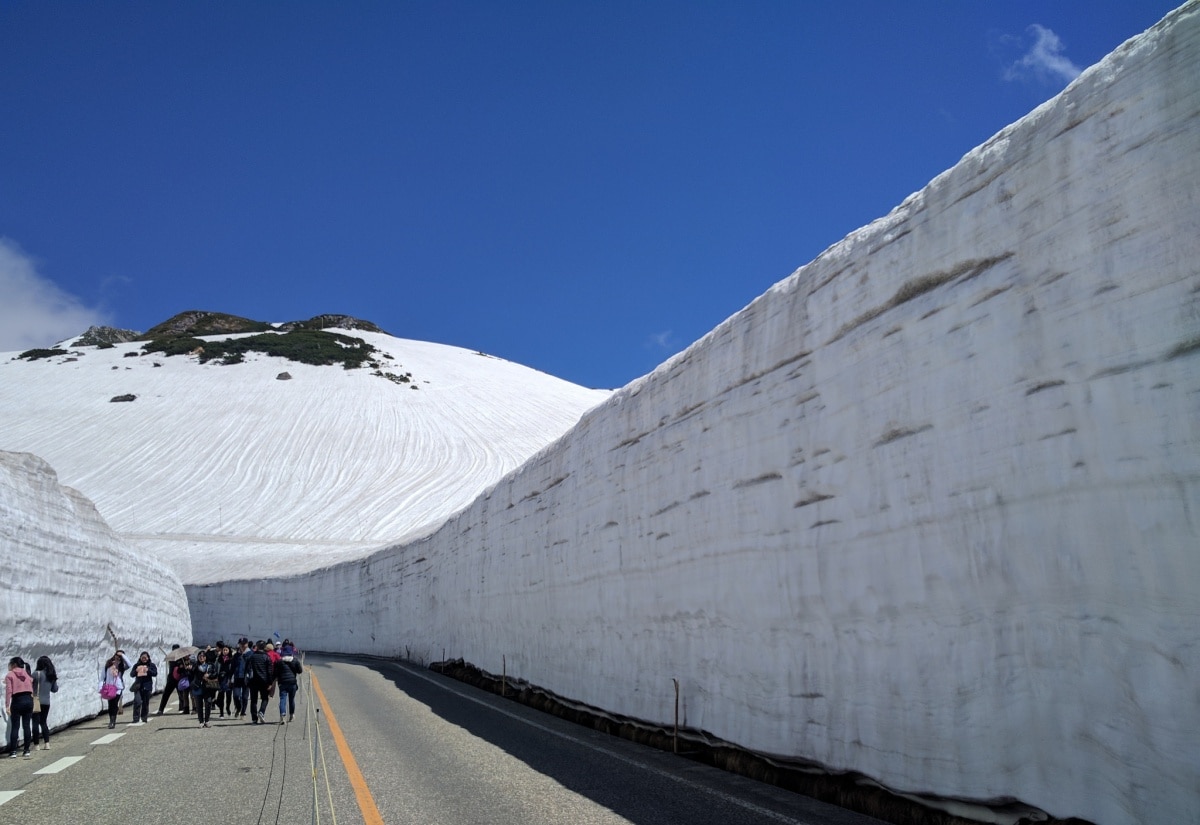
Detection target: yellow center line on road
<box><xmin>310</xmin><ymin>671</ymin><xmax>385</xmax><ymax>825</ymax></box>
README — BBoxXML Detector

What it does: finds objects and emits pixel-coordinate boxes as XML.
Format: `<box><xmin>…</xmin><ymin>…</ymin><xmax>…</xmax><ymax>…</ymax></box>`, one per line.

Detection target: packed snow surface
<box><xmin>186</xmin><ymin>5</ymin><xmax>1198</xmax><ymax>825</ymax></box>
<box><xmin>0</xmin><ymin>332</ymin><xmax>608</xmax><ymax>583</ymax></box>
<box><xmin>1</xmin><ymin>450</ymin><xmax>191</xmax><ymax>728</ymax></box>
<box><xmin>3</xmin><ymin>4</ymin><xmax>1199</xmax><ymax>824</ymax></box>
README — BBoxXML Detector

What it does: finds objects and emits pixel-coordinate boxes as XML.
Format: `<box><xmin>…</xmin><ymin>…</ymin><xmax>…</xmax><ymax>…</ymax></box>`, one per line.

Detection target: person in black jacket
<box><xmin>246</xmin><ymin>641</ymin><xmax>272</xmax><ymax>725</ymax></box>
<box><xmin>156</xmin><ymin>645</ymin><xmax>182</xmax><ymax>716</ymax></box>
<box><xmin>232</xmin><ymin>638</ymin><xmax>252</xmax><ymax>718</ymax></box>
<box><xmin>214</xmin><ymin>645</ymin><xmax>234</xmax><ymax>718</ymax></box>
<box><xmin>192</xmin><ymin>650</ymin><xmax>218</xmax><ymax>728</ymax></box>
<box><xmin>128</xmin><ymin>651</ymin><xmax>157</xmax><ymax>724</ymax></box>
<box><xmin>273</xmin><ymin>652</ymin><xmax>303</xmax><ymax>724</ymax></box>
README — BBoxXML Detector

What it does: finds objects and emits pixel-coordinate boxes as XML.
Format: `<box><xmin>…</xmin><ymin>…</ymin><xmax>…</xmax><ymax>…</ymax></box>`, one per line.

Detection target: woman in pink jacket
<box><xmin>5</xmin><ymin>657</ymin><xmax>35</xmax><ymax>757</ymax></box>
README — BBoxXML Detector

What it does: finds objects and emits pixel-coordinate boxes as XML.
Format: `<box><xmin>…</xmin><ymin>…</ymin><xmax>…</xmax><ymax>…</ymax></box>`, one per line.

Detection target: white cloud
<box><xmin>0</xmin><ymin>238</ymin><xmax>110</xmax><ymax>352</ymax></box>
<box><xmin>646</xmin><ymin>330</ymin><xmax>675</xmax><ymax>350</ymax></box>
<box><xmin>1005</xmin><ymin>24</ymin><xmax>1083</xmax><ymax>85</ymax></box>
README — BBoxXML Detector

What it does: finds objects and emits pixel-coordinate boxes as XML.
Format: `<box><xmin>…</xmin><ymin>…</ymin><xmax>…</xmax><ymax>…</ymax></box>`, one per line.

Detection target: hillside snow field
<box><xmin>0</xmin><ymin>330</ymin><xmax>608</xmax><ymax>583</ymax></box>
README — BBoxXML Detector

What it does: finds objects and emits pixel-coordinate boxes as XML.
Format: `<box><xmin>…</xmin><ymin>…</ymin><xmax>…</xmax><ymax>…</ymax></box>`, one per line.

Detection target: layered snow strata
<box><xmin>192</xmin><ymin>4</ymin><xmax>1199</xmax><ymax>824</ymax></box>
<box><xmin>0</xmin><ymin>451</ymin><xmax>191</xmax><ymax>730</ymax></box>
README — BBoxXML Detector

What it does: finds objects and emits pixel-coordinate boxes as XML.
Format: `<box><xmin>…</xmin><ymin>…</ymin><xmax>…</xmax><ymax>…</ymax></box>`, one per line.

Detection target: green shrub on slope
<box><xmin>142</xmin><ymin>329</ymin><xmax>378</xmax><ymax>369</ymax></box>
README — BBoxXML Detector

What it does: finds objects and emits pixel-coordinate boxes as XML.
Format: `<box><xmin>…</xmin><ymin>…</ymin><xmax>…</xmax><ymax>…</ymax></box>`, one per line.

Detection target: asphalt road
<box><xmin>1</xmin><ymin>654</ymin><xmax>886</xmax><ymax>825</ymax></box>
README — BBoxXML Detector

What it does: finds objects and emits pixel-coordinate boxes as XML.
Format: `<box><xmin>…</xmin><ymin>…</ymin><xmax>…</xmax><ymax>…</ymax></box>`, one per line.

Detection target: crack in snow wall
<box><xmin>1</xmin><ymin>451</ymin><xmax>192</xmax><ymax>730</ymax></box>
<box><xmin>190</xmin><ymin>4</ymin><xmax>1200</xmax><ymax>823</ymax></box>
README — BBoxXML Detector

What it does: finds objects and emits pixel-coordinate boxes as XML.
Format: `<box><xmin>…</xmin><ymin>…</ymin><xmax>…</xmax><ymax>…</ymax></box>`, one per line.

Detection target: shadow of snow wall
<box><xmin>1</xmin><ymin>451</ymin><xmax>192</xmax><ymax>733</ymax></box>
<box><xmin>189</xmin><ymin>5</ymin><xmax>1200</xmax><ymax>824</ymax></box>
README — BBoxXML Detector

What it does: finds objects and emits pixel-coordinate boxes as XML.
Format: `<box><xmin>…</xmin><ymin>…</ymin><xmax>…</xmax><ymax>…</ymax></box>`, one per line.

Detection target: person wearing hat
<box><xmin>273</xmin><ymin>647</ymin><xmax>303</xmax><ymax>724</ymax></box>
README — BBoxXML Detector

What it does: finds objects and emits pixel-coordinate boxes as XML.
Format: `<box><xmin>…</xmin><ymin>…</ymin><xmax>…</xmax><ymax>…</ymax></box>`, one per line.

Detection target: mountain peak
<box><xmin>136</xmin><ymin>310</ymin><xmax>388</xmax><ymax>341</ymax></box>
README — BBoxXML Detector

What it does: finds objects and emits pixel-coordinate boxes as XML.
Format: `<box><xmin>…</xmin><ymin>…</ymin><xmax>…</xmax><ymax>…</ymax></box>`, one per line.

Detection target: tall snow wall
<box><xmin>1</xmin><ymin>451</ymin><xmax>191</xmax><ymax>731</ymax></box>
<box><xmin>191</xmin><ymin>5</ymin><xmax>1200</xmax><ymax>823</ymax></box>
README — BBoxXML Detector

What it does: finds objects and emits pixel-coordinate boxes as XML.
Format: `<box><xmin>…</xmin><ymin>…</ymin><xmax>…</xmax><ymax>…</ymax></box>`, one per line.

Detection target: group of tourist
<box><xmin>4</xmin><ymin>655</ymin><xmax>58</xmax><ymax>758</ymax></box>
<box><xmin>5</xmin><ymin>637</ymin><xmax>304</xmax><ymax>755</ymax></box>
<box><xmin>153</xmin><ymin>638</ymin><xmax>304</xmax><ymax>728</ymax></box>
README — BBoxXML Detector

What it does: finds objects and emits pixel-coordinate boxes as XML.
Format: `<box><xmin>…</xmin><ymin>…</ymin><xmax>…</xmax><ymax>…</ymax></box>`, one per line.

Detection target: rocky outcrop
<box><xmin>74</xmin><ymin>326</ymin><xmax>141</xmax><ymax>347</ymax></box>
<box><xmin>139</xmin><ymin>310</ymin><xmax>272</xmax><ymax>339</ymax></box>
<box><xmin>277</xmin><ymin>314</ymin><xmax>387</xmax><ymax>335</ymax></box>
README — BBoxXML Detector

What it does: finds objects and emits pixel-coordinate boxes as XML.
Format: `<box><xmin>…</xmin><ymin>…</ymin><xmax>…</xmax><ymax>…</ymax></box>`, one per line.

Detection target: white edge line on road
<box><xmin>90</xmin><ymin>733</ymin><xmax>126</xmax><ymax>745</ymax></box>
<box><xmin>33</xmin><ymin>756</ymin><xmax>86</xmax><ymax>775</ymax></box>
<box><xmin>0</xmin><ymin>790</ymin><xmax>24</xmax><ymax>806</ymax></box>
<box><xmin>383</xmin><ymin>661</ymin><xmax>821</xmax><ymax>825</ymax></box>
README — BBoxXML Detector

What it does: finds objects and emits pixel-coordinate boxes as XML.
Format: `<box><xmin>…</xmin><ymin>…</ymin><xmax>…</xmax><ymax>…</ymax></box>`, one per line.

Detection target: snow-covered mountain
<box><xmin>0</xmin><ymin>317</ymin><xmax>609</xmax><ymax>583</ymax></box>
<box><xmin>190</xmin><ymin>5</ymin><xmax>1196</xmax><ymax>825</ymax></box>
<box><xmin>3</xmin><ymin>4</ymin><xmax>1198</xmax><ymax>824</ymax></box>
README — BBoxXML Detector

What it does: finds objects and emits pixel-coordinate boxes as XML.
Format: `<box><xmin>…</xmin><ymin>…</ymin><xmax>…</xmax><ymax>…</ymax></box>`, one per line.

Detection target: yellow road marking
<box><xmin>311</xmin><ymin>672</ymin><xmax>385</xmax><ymax>825</ymax></box>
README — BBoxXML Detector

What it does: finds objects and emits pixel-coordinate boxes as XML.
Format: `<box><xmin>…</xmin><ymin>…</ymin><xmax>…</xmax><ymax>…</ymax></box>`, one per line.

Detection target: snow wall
<box><xmin>191</xmin><ymin>5</ymin><xmax>1200</xmax><ymax>824</ymax></box>
<box><xmin>1</xmin><ymin>451</ymin><xmax>192</xmax><ymax>730</ymax></box>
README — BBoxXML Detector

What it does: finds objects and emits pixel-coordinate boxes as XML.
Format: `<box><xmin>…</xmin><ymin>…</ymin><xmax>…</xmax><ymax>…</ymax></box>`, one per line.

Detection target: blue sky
<box><xmin>0</xmin><ymin>1</ymin><xmax>1180</xmax><ymax>389</ymax></box>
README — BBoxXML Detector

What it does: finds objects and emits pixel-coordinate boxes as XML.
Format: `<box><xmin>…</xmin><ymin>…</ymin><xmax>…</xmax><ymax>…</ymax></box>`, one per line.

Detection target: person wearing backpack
<box><xmin>273</xmin><ymin>651</ymin><xmax>303</xmax><ymax>724</ymax></box>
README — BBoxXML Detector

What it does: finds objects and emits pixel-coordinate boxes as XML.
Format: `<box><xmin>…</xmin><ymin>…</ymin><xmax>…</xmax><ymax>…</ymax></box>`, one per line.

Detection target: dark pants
<box><xmin>196</xmin><ymin>691</ymin><xmax>214</xmax><ymax>724</ymax></box>
<box><xmin>131</xmin><ymin>686</ymin><xmax>152</xmax><ymax>722</ymax></box>
<box><xmin>232</xmin><ymin>682</ymin><xmax>247</xmax><ymax>715</ymax></box>
<box><xmin>7</xmin><ymin>694</ymin><xmax>33</xmax><ymax>754</ymax></box>
<box><xmin>248</xmin><ymin>681</ymin><xmax>270</xmax><ymax>722</ymax></box>
<box><xmin>32</xmin><ymin>704</ymin><xmax>50</xmax><ymax>745</ymax></box>
<box><xmin>278</xmin><ymin>683</ymin><xmax>297</xmax><ymax>718</ymax></box>
<box><xmin>106</xmin><ymin>696</ymin><xmax>120</xmax><ymax>725</ymax></box>
<box><xmin>156</xmin><ymin>678</ymin><xmax>180</xmax><ymax>714</ymax></box>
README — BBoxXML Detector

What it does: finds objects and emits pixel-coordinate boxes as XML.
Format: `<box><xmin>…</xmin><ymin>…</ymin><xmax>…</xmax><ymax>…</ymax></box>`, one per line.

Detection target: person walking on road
<box><xmin>31</xmin><ymin>656</ymin><xmax>57</xmax><ymax>750</ymax></box>
<box><xmin>274</xmin><ymin>649</ymin><xmax>303</xmax><ymax>724</ymax></box>
<box><xmin>216</xmin><ymin>645</ymin><xmax>234</xmax><ymax>718</ymax></box>
<box><xmin>192</xmin><ymin>650</ymin><xmax>218</xmax><ymax>728</ymax></box>
<box><xmin>247</xmin><ymin>641</ymin><xmax>272</xmax><ymax>724</ymax></box>
<box><xmin>100</xmin><ymin>651</ymin><xmax>128</xmax><ymax>729</ymax></box>
<box><xmin>156</xmin><ymin>645</ymin><xmax>183</xmax><ymax>716</ymax></box>
<box><xmin>5</xmin><ymin>657</ymin><xmax>35</xmax><ymax>757</ymax></box>
<box><xmin>232</xmin><ymin>638</ymin><xmax>251</xmax><ymax>718</ymax></box>
<box><xmin>128</xmin><ymin>651</ymin><xmax>156</xmax><ymax>724</ymax></box>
